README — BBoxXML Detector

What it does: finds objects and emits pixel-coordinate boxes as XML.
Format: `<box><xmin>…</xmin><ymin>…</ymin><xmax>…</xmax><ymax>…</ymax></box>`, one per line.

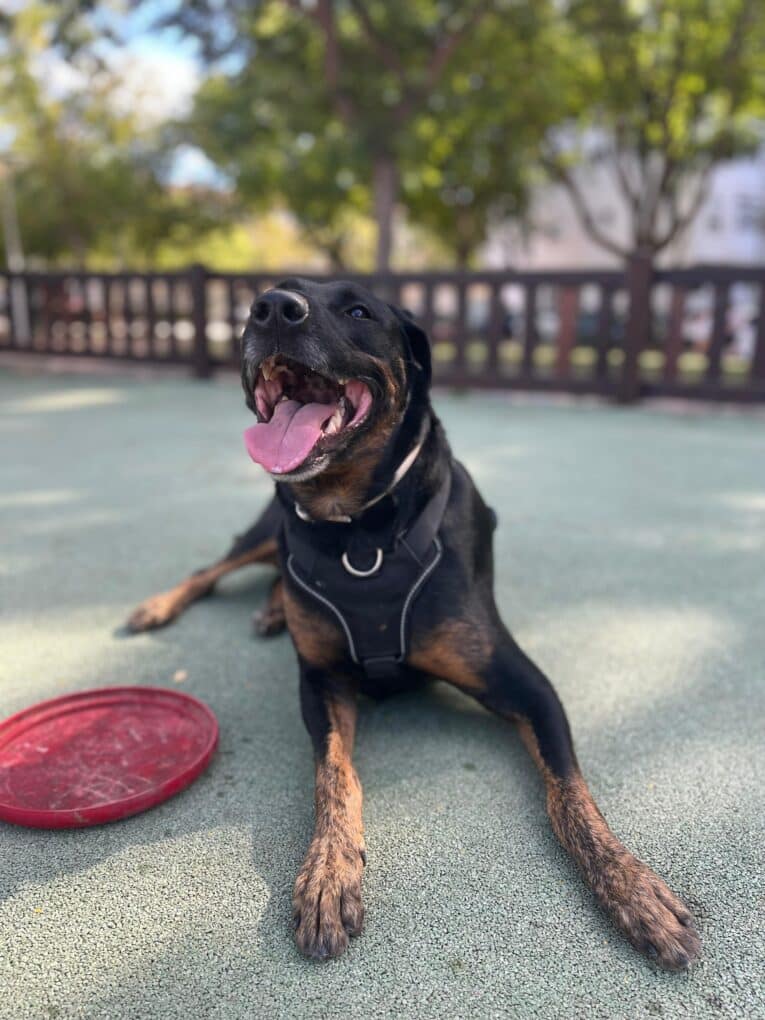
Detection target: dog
<box><xmin>128</xmin><ymin>278</ymin><xmax>700</xmax><ymax>968</ymax></box>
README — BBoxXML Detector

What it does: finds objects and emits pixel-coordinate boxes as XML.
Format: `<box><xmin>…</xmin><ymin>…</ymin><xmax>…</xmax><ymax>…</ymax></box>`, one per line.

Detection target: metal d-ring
<box><xmin>341</xmin><ymin>547</ymin><xmax>383</xmax><ymax>578</ymax></box>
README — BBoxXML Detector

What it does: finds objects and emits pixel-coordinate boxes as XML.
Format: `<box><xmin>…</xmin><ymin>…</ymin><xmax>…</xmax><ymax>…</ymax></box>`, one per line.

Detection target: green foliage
<box><xmin>545</xmin><ymin>0</ymin><xmax>765</xmax><ymax>254</ymax></box>
<box><xmin>0</xmin><ymin>3</ymin><xmax>219</xmax><ymax>267</ymax></box>
<box><xmin>187</xmin><ymin>7</ymin><xmax>369</xmax><ymax>268</ymax></box>
<box><xmin>4</xmin><ymin>1</ymin><xmax>765</xmax><ymax>268</ymax></box>
<box><xmin>401</xmin><ymin>4</ymin><xmax>559</xmax><ymax>263</ymax></box>
<box><xmin>165</xmin><ymin>0</ymin><xmax>558</xmax><ymax>266</ymax></box>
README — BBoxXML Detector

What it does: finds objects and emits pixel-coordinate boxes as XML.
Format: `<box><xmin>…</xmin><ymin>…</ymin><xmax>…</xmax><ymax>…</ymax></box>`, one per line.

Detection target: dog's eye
<box><xmin>347</xmin><ymin>305</ymin><xmax>371</xmax><ymax>320</ymax></box>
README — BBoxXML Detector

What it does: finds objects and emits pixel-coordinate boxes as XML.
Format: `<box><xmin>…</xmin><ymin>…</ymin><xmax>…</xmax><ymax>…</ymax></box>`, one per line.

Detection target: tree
<box><xmin>23</xmin><ymin>1</ymin><xmax>557</xmax><ymax>270</ymax></box>
<box><xmin>542</xmin><ymin>0</ymin><xmax>765</xmax><ymax>261</ymax></box>
<box><xmin>0</xmin><ymin>4</ymin><xmax>220</xmax><ymax>267</ymax></box>
<box><xmin>401</xmin><ymin>4</ymin><xmax>558</xmax><ymax>266</ymax></box>
<box><xmin>185</xmin><ymin>9</ymin><xmax>371</xmax><ymax>271</ymax></box>
<box><xmin>155</xmin><ymin>0</ymin><xmax>533</xmax><ymax>271</ymax></box>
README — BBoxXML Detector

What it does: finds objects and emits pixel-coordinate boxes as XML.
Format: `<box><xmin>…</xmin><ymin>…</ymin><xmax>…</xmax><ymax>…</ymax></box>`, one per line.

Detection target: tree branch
<box><xmin>654</xmin><ymin>164</ymin><xmax>713</xmax><ymax>251</ymax></box>
<box><xmin>396</xmin><ymin>1</ymin><xmax>492</xmax><ymax>123</ymax></box>
<box><xmin>641</xmin><ymin>14</ymin><xmax>690</xmax><ymax>238</ymax></box>
<box><xmin>425</xmin><ymin>1</ymin><xmax>491</xmax><ymax>90</ymax></box>
<box><xmin>721</xmin><ymin>0</ymin><xmax>755</xmax><ymax>73</ymax></box>
<box><xmin>649</xmin><ymin>0</ymin><xmax>752</xmax><ymax>249</ymax></box>
<box><xmin>542</xmin><ymin>153</ymin><xmax>629</xmax><ymax>258</ymax></box>
<box><xmin>611</xmin><ymin>120</ymin><xmax>641</xmax><ymax>215</ymax></box>
<box><xmin>346</xmin><ymin>0</ymin><xmax>404</xmax><ymax>75</ymax></box>
<box><xmin>312</xmin><ymin>0</ymin><xmax>356</xmax><ymax>122</ymax></box>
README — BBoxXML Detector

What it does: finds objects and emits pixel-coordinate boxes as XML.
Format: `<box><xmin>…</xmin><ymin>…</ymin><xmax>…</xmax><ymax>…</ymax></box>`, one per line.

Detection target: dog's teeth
<box><xmin>261</xmin><ymin>363</ymin><xmax>271</xmax><ymax>382</ymax></box>
<box><xmin>324</xmin><ymin>403</ymin><xmax>345</xmax><ymax>436</ymax></box>
<box><xmin>279</xmin><ymin>394</ymin><xmax>289</xmax><ymax>403</ymax></box>
<box><xmin>255</xmin><ymin>390</ymin><xmax>270</xmax><ymax>421</ymax></box>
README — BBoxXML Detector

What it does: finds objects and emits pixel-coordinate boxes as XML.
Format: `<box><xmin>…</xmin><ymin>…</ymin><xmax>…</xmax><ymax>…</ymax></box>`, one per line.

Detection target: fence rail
<box><xmin>1</xmin><ymin>257</ymin><xmax>765</xmax><ymax>402</ymax></box>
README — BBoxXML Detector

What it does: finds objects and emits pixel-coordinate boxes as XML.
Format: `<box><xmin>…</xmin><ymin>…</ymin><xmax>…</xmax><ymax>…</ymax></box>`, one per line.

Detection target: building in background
<box><xmin>484</xmin><ymin>145</ymin><xmax>765</xmax><ymax>270</ymax></box>
<box><xmin>482</xmin><ymin>146</ymin><xmax>765</xmax><ymax>357</ymax></box>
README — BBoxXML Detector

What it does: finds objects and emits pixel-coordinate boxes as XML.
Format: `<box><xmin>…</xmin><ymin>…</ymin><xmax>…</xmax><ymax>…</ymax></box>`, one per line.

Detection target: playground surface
<box><xmin>1</xmin><ymin>365</ymin><xmax>763</xmax><ymax>1019</ymax></box>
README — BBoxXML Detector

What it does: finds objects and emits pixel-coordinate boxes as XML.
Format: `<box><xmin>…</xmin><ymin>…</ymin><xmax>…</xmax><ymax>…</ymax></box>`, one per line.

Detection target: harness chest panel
<box><xmin>283</xmin><ymin>470</ymin><xmax>452</xmax><ymax>678</ymax></box>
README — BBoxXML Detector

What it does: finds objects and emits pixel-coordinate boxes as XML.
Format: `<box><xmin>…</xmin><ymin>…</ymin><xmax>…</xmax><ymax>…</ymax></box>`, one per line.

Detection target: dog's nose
<box><xmin>252</xmin><ymin>289</ymin><xmax>309</xmax><ymax>328</ymax></box>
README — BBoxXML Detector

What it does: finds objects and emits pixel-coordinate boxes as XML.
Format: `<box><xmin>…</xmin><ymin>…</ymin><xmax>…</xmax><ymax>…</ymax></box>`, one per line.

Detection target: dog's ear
<box><xmin>392</xmin><ymin>306</ymin><xmax>432</xmax><ymax>386</ymax></box>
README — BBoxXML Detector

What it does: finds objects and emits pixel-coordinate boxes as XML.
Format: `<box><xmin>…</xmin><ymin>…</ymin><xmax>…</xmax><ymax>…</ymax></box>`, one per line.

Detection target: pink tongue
<box><xmin>243</xmin><ymin>399</ymin><xmax>338</xmax><ymax>474</ymax></box>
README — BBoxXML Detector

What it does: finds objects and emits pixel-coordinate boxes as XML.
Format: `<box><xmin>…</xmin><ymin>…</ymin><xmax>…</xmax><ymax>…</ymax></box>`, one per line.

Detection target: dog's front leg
<box><xmin>410</xmin><ymin>620</ymin><xmax>701</xmax><ymax>970</ymax></box>
<box><xmin>127</xmin><ymin>494</ymin><xmax>283</xmax><ymax>633</ymax></box>
<box><xmin>292</xmin><ymin>664</ymin><xmax>366</xmax><ymax>961</ymax></box>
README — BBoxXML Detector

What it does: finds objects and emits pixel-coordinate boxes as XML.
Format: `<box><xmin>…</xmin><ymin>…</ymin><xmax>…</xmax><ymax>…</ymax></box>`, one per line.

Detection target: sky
<box><xmin>1</xmin><ymin>0</ymin><xmax>223</xmax><ymax>186</ymax></box>
<box><xmin>97</xmin><ymin>3</ymin><xmax>220</xmax><ymax>186</ymax></box>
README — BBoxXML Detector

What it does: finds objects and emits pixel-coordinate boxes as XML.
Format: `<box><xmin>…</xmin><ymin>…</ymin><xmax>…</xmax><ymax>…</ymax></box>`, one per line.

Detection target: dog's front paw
<box><xmin>126</xmin><ymin>592</ymin><xmax>182</xmax><ymax>632</ymax></box>
<box><xmin>252</xmin><ymin>605</ymin><xmax>286</xmax><ymax>638</ymax></box>
<box><xmin>292</xmin><ymin>838</ymin><xmax>365</xmax><ymax>960</ymax></box>
<box><xmin>600</xmin><ymin>855</ymin><xmax>700</xmax><ymax>970</ymax></box>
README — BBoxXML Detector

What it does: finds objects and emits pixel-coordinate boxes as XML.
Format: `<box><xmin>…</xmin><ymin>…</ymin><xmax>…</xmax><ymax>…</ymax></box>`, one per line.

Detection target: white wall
<box><xmin>483</xmin><ymin>147</ymin><xmax>765</xmax><ymax>269</ymax></box>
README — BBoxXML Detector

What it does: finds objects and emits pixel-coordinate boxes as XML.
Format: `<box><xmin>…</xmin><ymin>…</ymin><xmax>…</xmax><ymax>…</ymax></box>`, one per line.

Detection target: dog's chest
<box><xmin>281</xmin><ymin>472</ymin><xmax>451</xmax><ymax>679</ymax></box>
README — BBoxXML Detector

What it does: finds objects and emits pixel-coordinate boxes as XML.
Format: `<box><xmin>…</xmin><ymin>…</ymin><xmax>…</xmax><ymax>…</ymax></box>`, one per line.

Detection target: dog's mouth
<box><xmin>243</xmin><ymin>354</ymin><xmax>374</xmax><ymax>475</ymax></box>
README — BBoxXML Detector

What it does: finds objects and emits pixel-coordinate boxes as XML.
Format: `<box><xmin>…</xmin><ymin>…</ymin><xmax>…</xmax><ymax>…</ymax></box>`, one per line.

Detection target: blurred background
<box><xmin>1</xmin><ymin>0</ymin><xmax>765</xmax><ymax>400</ymax></box>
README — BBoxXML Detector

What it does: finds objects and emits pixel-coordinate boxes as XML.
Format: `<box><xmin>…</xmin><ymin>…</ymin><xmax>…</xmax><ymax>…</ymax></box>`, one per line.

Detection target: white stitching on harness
<box><xmin>286</xmin><ymin>554</ymin><xmax>360</xmax><ymax>663</ymax></box>
<box><xmin>286</xmin><ymin>537</ymin><xmax>443</xmax><ymax>669</ymax></box>
<box><xmin>398</xmin><ymin>537</ymin><xmax>442</xmax><ymax>658</ymax></box>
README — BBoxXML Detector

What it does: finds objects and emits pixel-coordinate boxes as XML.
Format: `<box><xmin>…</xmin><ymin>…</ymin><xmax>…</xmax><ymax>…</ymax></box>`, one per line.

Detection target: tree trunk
<box><xmin>455</xmin><ymin>239</ymin><xmax>472</xmax><ymax>270</ymax></box>
<box><xmin>373</xmin><ymin>154</ymin><xmax>398</xmax><ymax>273</ymax></box>
<box><xmin>325</xmin><ymin>241</ymin><xmax>347</xmax><ymax>273</ymax></box>
<box><xmin>619</xmin><ymin>247</ymin><xmax>654</xmax><ymax>404</ymax></box>
<box><xmin>1</xmin><ymin>167</ymin><xmax>30</xmax><ymax>342</ymax></box>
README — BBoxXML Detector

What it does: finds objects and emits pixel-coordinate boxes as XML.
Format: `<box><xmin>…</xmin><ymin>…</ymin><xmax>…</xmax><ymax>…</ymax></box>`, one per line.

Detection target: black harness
<box><xmin>281</xmin><ymin>467</ymin><xmax>452</xmax><ymax>679</ymax></box>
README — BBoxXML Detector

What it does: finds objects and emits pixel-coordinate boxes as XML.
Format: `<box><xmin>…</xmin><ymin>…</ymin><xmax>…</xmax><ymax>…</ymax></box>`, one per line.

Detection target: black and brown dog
<box><xmin>128</xmin><ymin>278</ymin><xmax>700</xmax><ymax>969</ymax></box>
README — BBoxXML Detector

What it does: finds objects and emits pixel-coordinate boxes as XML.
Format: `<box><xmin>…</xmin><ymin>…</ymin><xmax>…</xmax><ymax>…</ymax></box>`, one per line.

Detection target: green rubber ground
<box><xmin>1</xmin><ymin>365</ymin><xmax>763</xmax><ymax>1020</ymax></box>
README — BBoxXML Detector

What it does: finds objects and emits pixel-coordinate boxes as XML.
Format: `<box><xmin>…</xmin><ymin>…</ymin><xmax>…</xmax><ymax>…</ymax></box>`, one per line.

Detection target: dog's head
<box><xmin>240</xmin><ymin>277</ymin><xmax>431</xmax><ymax>482</ymax></box>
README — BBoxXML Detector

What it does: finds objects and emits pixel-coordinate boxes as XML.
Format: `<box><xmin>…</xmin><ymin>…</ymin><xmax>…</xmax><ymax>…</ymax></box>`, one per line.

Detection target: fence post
<box><xmin>7</xmin><ymin>271</ymin><xmax>31</xmax><ymax>346</ymax></box>
<box><xmin>619</xmin><ymin>250</ymin><xmax>653</xmax><ymax>403</ymax></box>
<box><xmin>189</xmin><ymin>262</ymin><xmax>212</xmax><ymax>378</ymax></box>
<box><xmin>753</xmin><ymin>280</ymin><xmax>765</xmax><ymax>384</ymax></box>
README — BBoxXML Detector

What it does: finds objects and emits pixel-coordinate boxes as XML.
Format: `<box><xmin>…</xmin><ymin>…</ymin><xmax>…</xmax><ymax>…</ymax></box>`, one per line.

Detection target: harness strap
<box><xmin>284</xmin><ymin>467</ymin><xmax>452</xmax><ymax>677</ymax></box>
<box><xmin>398</xmin><ymin>467</ymin><xmax>451</xmax><ymax>564</ymax></box>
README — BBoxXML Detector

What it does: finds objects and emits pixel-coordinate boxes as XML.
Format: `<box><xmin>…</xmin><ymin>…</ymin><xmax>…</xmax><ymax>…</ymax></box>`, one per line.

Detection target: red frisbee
<box><xmin>0</xmin><ymin>686</ymin><xmax>219</xmax><ymax>829</ymax></box>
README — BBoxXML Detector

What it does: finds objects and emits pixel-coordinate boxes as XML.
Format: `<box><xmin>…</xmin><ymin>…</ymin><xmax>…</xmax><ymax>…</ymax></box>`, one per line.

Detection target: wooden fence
<box><xmin>1</xmin><ymin>256</ymin><xmax>764</xmax><ymax>402</ymax></box>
